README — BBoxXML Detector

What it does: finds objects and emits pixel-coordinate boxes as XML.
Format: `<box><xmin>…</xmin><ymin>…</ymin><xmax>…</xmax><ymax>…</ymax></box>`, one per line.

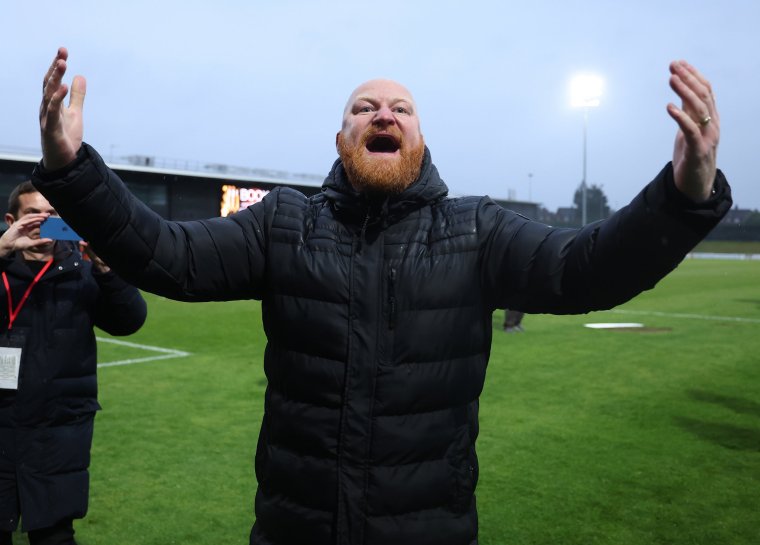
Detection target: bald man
<box><xmin>33</xmin><ymin>48</ymin><xmax>730</xmax><ymax>545</ymax></box>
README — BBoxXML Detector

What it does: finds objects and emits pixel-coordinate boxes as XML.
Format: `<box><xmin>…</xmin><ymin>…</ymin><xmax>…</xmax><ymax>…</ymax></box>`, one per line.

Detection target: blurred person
<box><xmin>0</xmin><ymin>181</ymin><xmax>147</xmax><ymax>545</ymax></box>
<box><xmin>503</xmin><ymin>309</ymin><xmax>525</xmax><ymax>333</ymax></box>
<box><xmin>32</xmin><ymin>48</ymin><xmax>729</xmax><ymax>545</ymax></box>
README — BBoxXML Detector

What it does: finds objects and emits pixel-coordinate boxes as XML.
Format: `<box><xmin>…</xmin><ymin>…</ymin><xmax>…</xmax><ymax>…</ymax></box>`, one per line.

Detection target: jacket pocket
<box><xmin>449</xmin><ymin>407</ymin><xmax>478</xmax><ymax>513</ymax></box>
<box><xmin>451</xmin><ymin>446</ymin><xmax>478</xmax><ymax>513</ymax></box>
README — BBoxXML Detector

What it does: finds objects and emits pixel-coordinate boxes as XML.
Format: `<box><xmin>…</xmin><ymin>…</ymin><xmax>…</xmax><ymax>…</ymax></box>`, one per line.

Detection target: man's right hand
<box><xmin>40</xmin><ymin>47</ymin><xmax>86</xmax><ymax>171</ymax></box>
<box><xmin>0</xmin><ymin>214</ymin><xmax>52</xmax><ymax>258</ymax></box>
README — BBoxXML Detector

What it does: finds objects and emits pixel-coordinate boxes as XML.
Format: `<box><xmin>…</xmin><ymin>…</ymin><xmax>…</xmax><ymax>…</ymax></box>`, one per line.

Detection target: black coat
<box><xmin>33</xmin><ymin>144</ymin><xmax>730</xmax><ymax>545</ymax></box>
<box><xmin>0</xmin><ymin>241</ymin><xmax>146</xmax><ymax>531</ymax></box>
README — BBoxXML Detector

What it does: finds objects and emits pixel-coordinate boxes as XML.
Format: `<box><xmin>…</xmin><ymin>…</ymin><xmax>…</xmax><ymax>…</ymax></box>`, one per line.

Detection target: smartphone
<box><xmin>40</xmin><ymin>216</ymin><xmax>82</xmax><ymax>241</ymax></box>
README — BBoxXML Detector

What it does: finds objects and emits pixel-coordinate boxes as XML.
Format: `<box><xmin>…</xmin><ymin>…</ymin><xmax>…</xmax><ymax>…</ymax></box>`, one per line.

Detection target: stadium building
<box><xmin>0</xmin><ymin>150</ymin><xmax>323</xmax><ymax>221</ymax></box>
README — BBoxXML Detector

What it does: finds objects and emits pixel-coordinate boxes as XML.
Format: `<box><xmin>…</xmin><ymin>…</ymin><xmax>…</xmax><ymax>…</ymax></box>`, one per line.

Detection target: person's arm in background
<box><xmin>77</xmin><ymin>242</ymin><xmax>147</xmax><ymax>335</ymax></box>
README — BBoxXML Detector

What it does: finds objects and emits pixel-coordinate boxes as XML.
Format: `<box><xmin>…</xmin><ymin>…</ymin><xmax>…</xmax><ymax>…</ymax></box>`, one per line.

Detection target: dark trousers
<box><xmin>0</xmin><ymin>519</ymin><xmax>76</xmax><ymax>545</ymax></box>
<box><xmin>503</xmin><ymin>309</ymin><xmax>524</xmax><ymax>327</ymax></box>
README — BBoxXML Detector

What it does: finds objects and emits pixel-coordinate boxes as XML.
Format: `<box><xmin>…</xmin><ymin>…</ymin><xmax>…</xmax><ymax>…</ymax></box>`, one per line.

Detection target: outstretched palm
<box><xmin>666</xmin><ymin>60</ymin><xmax>719</xmax><ymax>202</ymax></box>
<box><xmin>39</xmin><ymin>47</ymin><xmax>86</xmax><ymax>171</ymax></box>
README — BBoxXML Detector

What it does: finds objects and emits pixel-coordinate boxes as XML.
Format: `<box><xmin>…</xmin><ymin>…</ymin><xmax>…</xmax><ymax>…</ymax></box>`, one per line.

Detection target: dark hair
<box><xmin>7</xmin><ymin>181</ymin><xmax>38</xmax><ymax>218</ymax></box>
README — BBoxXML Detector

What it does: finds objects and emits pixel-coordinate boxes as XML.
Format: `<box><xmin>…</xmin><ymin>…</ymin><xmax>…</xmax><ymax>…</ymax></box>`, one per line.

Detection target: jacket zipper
<box><xmin>387</xmin><ymin>267</ymin><xmax>396</xmax><ymax>330</ymax></box>
<box><xmin>357</xmin><ymin>211</ymin><xmax>371</xmax><ymax>253</ymax></box>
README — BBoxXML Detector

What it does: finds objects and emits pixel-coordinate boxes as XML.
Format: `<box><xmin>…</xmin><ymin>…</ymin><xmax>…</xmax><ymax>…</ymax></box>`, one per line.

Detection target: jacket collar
<box><xmin>3</xmin><ymin>242</ymin><xmax>82</xmax><ymax>280</ymax></box>
<box><xmin>321</xmin><ymin>146</ymin><xmax>449</xmax><ymax>226</ymax></box>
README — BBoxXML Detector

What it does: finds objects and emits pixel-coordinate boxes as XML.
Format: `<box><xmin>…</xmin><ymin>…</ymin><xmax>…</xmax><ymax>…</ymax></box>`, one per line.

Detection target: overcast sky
<box><xmin>2</xmin><ymin>0</ymin><xmax>758</xmax><ymax>212</ymax></box>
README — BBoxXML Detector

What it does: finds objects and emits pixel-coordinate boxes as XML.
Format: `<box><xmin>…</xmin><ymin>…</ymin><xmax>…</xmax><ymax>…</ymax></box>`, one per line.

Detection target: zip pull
<box><xmin>388</xmin><ymin>267</ymin><xmax>397</xmax><ymax>330</ymax></box>
<box><xmin>357</xmin><ymin>211</ymin><xmax>370</xmax><ymax>253</ymax></box>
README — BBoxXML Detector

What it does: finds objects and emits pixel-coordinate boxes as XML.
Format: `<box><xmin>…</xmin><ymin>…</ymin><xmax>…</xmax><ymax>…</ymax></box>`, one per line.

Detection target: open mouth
<box><xmin>366</xmin><ymin>134</ymin><xmax>401</xmax><ymax>153</ymax></box>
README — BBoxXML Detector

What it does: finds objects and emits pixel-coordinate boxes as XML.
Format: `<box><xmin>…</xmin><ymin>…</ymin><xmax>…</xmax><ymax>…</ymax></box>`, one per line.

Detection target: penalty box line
<box><xmin>96</xmin><ymin>337</ymin><xmax>192</xmax><ymax>368</ymax></box>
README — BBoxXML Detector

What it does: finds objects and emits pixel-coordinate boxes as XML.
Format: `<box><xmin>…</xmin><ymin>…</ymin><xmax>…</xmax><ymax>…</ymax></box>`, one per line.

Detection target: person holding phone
<box><xmin>0</xmin><ymin>181</ymin><xmax>147</xmax><ymax>545</ymax></box>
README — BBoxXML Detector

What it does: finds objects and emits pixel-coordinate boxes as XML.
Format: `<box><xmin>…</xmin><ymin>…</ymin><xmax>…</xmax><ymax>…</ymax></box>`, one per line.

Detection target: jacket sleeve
<box><xmin>91</xmin><ymin>269</ymin><xmax>148</xmax><ymax>336</ymax></box>
<box><xmin>32</xmin><ymin>143</ymin><xmax>270</xmax><ymax>302</ymax></box>
<box><xmin>479</xmin><ymin>163</ymin><xmax>732</xmax><ymax>314</ymax></box>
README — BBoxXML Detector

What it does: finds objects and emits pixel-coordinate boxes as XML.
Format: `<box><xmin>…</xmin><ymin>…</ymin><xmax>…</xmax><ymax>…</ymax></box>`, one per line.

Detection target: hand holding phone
<box><xmin>40</xmin><ymin>217</ymin><xmax>82</xmax><ymax>241</ymax></box>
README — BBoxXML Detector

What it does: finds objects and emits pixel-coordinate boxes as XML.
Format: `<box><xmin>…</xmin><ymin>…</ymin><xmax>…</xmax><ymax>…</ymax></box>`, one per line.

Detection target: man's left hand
<box><xmin>79</xmin><ymin>241</ymin><xmax>111</xmax><ymax>273</ymax></box>
<box><xmin>667</xmin><ymin>60</ymin><xmax>719</xmax><ymax>202</ymax></box>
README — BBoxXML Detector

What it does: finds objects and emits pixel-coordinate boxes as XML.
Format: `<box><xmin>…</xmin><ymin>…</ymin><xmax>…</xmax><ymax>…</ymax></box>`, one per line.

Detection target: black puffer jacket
<box><xmin>0</xmin><ymin>241</ymin><xmax>147</xmax><ymax>531</ymax></box>
<box><xmin>33</xmin><ymin>144</ymin><xmax>730</xmax><ymax>545</ymax></box>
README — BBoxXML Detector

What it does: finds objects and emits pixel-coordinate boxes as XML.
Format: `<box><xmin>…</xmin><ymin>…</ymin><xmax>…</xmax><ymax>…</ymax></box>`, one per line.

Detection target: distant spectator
<box><xmin>503</xmin><ymin>309</ymin><xmax>525</xmax><ymax>333</ymax></box>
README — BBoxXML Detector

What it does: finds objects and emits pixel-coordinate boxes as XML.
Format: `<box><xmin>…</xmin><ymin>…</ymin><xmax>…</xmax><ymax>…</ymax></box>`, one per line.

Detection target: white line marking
<box><xmin>609</xmin><ymin>309</ymin><xmax>760</xmax><ymax>324</ymax></box>
<box><xmin>585</xmin><ymin>322</ymin><xmax>644</xmax><ymax>329</ymax></box>
<box><xmin>96</xmin><ymin>337</ymin><xmax>191</xmax><ymax>368</ymax></box>
<box><xmin>688</xmin><ymin>252</ymin><xmax>760</xmax><ymax>261</ymax></box>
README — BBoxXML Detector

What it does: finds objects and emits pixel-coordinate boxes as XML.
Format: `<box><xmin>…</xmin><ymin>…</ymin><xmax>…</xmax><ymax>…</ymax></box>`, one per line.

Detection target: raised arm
<box><xmin>482</xmin><ymin>61</ymin><xmax>731</xmax><ymax>314</ymax></box>
<box><xmin>34</xmin><ymin>49</ymin><xmax>268</xmax><ymax>302</ymax></box>
<box><xmin>91</xmin><ymin>267</ymin><xmax>148</xmax><ymax>337</ymax></box>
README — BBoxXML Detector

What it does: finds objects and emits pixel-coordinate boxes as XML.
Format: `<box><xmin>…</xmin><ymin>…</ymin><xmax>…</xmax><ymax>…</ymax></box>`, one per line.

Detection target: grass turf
<box><xmin>16</xmin><ymin>258</ymin><xmax>757</xmax><ymax>544</ymax></box>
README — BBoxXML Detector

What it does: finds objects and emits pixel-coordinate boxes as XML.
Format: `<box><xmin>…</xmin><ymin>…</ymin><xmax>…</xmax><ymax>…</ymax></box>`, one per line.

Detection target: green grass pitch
<box><xmin>18</xmin><ymin>258</ymin><xmax>757</xmax><ymax>544</ymax></box>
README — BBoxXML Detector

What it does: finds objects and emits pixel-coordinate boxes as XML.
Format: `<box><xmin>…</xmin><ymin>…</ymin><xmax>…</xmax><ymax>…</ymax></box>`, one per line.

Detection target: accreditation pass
<box><xmin>0</xmin><ymin>347</ymin><xmax>21</xmax><ymax>389</ymax></box>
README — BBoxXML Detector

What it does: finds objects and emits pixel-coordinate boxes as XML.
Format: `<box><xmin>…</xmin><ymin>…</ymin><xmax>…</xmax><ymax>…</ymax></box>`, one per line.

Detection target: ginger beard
<box><xmin>337</xmin><ymin>128</ymin><xmax>425</xmax><ymax>194</ymax></box>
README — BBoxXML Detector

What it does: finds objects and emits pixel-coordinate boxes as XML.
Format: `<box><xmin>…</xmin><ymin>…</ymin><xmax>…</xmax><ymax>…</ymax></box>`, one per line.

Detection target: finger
<box><xmin>29</xmin><ymin>238</ymin><xmax>54</xmax><ymax>248</ymax></box>
<box><xmin>666</xmin><ymin>103</ymin><xmax>701</xmax><ymax>143</ymax></box>
<box><xmin>670</xmin><ymin>61</ymin><xmax>714</xmax><ymax>112</ymax></box>
<box><xmin>42</xmin><ymin>47</ymin><xmax>68</xmax><ymax>92</ymax></box>
<box><xmin>679</xmin><ymin>60</ymin><xmax>714</xmax><ymax>100</ymax></box>
<box><xmin>670</xmin><ymin>61</ymin><xmax>712</xmax><ymax>106</ymax></box>
<box><xmin>43</xmin><ymin>57</ymin><xmax>66</xmax><ymax>99</ymax></box>
<box><xmin>669</xmin><ymin>74</ymin><xmax>711</xmax><ymax>125</ymax></box>
<box><xmin>680</xmin><ymin>60</ymin><xmax>721</xmax><ymax>125</ymax></box>
<box><xmin>69</xmin><ymin>75</ymin><xmax>87</xmax><ymax>111</ymax></box>
<box><xmin>45</xmin><ymin>83</ymin><xmax>69</xmax><ymax>128</ymax></box>
<box><xmin>17</xmin><ymin>213</ymin><xmax>49</xmax><ymax>227</ymax></box>
<box><xmin>41</xmin><ymin>59</ymin><xmax>68</xmax><ymax>118</ymax></box>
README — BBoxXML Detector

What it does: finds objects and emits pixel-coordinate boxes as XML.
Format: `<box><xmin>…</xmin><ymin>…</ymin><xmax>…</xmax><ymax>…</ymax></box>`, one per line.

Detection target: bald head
<box><xmin>336</xmin><ymin>79</ymin><xmax>425</xmax><ymax>193</ymax></box>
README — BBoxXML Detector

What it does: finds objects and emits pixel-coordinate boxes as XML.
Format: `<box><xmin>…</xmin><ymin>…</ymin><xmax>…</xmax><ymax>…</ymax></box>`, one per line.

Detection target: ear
<box><xmin>4</xmin><ymin>214</ymin><xmax>15</xmax><ymax>228</ymax></box>
<box><xmin>335</xmin><ymin>131</ymin><xmax>341</xmax><ymax>152</ymax></box>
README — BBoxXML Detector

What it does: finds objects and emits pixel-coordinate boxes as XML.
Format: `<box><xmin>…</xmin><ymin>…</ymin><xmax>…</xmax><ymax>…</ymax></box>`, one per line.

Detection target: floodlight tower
<box><xmin>570</xmin><ymin>74</ymin><xmax>603</xmax><ymax>225</ymax></box>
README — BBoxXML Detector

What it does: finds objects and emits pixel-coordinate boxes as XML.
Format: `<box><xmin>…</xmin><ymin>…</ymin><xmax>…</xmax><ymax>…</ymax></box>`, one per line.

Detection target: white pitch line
<box><xmin>96</xmin><ymin>337</ymin><xmax>191</xmax><ymax>368</ymax></box>
<box><xmin>608</xmin><ymin>308</ymin><xmax>760</xmax><ymax>324</ymax></box>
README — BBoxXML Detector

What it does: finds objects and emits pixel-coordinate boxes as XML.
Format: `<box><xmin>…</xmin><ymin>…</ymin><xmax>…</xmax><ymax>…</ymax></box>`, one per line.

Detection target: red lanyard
<box><xmin>2</xmin><ymin>258</ymin><xmax>54</xmax><ymax>330</ymax></box>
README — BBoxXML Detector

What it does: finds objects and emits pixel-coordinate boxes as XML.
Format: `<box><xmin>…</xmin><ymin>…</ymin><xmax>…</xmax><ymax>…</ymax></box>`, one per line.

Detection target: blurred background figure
<box><xmin>503</xmin><ymin>309</ymin><xmax>526</xmax><ymax>333</ymax></box>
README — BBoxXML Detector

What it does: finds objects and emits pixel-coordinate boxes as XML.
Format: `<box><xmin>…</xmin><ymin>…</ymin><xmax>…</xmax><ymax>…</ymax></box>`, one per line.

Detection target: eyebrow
<box><xmin>21</xmin><ymin>206</ymin><xmax>55</xmax><ymax>214</ymax></box>
<box><xmin>353</xmin><ymin>96</ymin><xmax>415</xmax><ymax>111</ymax></box>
